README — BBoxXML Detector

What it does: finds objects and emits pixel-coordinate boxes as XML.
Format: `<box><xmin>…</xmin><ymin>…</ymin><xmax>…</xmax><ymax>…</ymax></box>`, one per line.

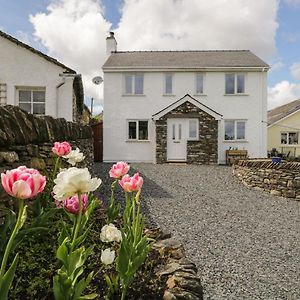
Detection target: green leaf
<box><xmin>56</xmin><ymin>237</ymin><xmax>69</xmax><ymax>266</ymax></box>
<box><xmin>77</xmin><ymin>294</ymin><xmax>98</xmax><ymax>300</ymax></box>
<box><xmin>19</xmin><ymin>205</ymin><xmax>27</xmax><ymax>229</ymax></box>
<box><xmin>73</xmin><ymin>271</ymin><xmax>94</xmax><ymax>299</ymax></box>
<box><xmin>0</xmin><ymin>253</ymin><xmax>19</xmax><ymax>300</ymax></box>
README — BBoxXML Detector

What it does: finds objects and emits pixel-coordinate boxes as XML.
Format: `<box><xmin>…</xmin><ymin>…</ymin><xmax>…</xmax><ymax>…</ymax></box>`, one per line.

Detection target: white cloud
<box><xmin>115</xmin><ymin>0</ymin><xmax>278</xmax><ymax>60</ymax></box>
<box><xmin>268</xmin><ymin>81</ymin><xmax>300</xmax><ymax>109</ymax></box>
<box><xmin>270</xmin><ymin>60</ymin><xmax>285</xmax><ymax>72</ymax></box>
<box><xmin>283</xmin><ymin>0</ymin><xmax>300</xmax><ymax>7</ymax></box>
<box><xmin>30</xmin><ymin>0</ymin><xmax>111</xmax><ymax>107</ymax></box>
<box><xmin>290</xmin><ymin>62</ymin><xmax>300</xmax><ymax>80</ymax></box>
<box><xmin>29</xmin><ymin>0</ymin><xmax>279</xmax><ymax>112</ymax></box>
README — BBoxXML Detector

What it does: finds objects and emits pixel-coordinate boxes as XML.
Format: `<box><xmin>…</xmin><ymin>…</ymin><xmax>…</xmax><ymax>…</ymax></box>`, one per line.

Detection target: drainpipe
<box><xmin>56</xmin><ymin>77</ymin><xmax>65</xmax><ymax>118</ymax></box>
<box><xmin>261</xmin><ymin>67</ymin><xmax>266</xmax><ymax>157</ymax></box>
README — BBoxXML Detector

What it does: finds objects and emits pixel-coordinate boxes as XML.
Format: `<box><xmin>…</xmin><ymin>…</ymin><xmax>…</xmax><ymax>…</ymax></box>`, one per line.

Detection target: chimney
<box><xmin>106</xmin><ymin>32</ymin><xmax>117</xmax><ymax>56</ymax></box>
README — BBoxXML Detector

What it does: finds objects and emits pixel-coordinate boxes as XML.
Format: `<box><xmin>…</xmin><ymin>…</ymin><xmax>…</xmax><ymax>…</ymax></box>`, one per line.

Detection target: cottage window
<box><xmin>281</xmin><ymin>132</ymin><xmax>298</xmax><ymax>145</ymax></box>
<box><xmin>127</xmin><ymin>120</ymin><xmax>148</xmax><ymax>141</ymax></box>
<box><xmin>225</xmin><ymin>74</ymin><xmax>245</xmax><ymax>94</ymax></box>
<box><xmin>18</xmin><ymin>89</ymin><xmax>45</xmax><ymax>115</ymax></box>
<box><xmin>124</xmin><ymin>74</ymin><xmax>144</xmax><ymax>95</ymax></box>
<box><xmin>225</xmin><ymin>120</ymin><xmax>246</xmax><ymax>140</ymax></box>
<box><xmin>188</xmin><ymin>119</ymin><xmax>199</xmax><ymax>140</ymax></box>
<box><xmin>165</xmin><ymin>73</ymin><xmax>173</xmax><ymax>94</ymax></box>
<box><xmin>195</xmin><ymin>73</ymin><xmax>204</xmax><ymax>94</ymax></box>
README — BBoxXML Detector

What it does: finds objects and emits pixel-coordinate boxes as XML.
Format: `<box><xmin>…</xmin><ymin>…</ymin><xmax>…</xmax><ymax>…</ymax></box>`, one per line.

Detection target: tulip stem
<box><xmin>0</xmin><ymin>199</ymin><xmax>25</xmax><ymax>280</ymax></box>
<box><xmin>53</xmin><ymin>156</ymin><xmax>61</xmax><ymax>180</ymax></box>
<box><xmin>70</xmin><ymin>193</ymin><xmax>82</xmax><ymax>253</ymax></box>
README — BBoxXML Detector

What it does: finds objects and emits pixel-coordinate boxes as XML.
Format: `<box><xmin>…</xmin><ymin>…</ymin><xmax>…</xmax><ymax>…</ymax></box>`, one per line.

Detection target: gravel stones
<box><xmin>94</xmin><ymin>163</ymin><xmax>300</xmax><ymax>299</ymax></box>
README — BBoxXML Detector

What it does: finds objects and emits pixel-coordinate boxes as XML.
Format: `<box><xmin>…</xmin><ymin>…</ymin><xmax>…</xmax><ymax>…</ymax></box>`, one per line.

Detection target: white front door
<box><xmin>167</xmin><ymin>119</ymin><xmax>187</xmax><ymax>161</ymax></box>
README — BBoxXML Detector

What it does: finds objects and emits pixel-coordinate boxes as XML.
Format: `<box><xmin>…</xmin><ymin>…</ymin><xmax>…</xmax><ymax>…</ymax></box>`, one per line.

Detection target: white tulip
<box><xmin>101</xmin><ymin>248</ymin><xmax>115</xmax><ymax>265</ymax></box>
<box><xmin>53</xmin><ymin>167</ymin><xmax>101</xmax><ymax>200</ymax></box>
<box><xmin>100</xmin><ymin>224</ymin><xmax>122</xmax><ymax>243</ymax></box>
<box><xmin>63</xmin><ymin>148</ymin><xmax>85</xmax><ymax>166</ymax></box>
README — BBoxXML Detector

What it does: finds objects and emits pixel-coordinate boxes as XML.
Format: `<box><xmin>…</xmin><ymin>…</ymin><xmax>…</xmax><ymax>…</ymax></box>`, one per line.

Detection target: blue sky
<box><xmin>0</xmin><ymin>0</ymin><xmax>300</xmax><ymax>111</ymax></box>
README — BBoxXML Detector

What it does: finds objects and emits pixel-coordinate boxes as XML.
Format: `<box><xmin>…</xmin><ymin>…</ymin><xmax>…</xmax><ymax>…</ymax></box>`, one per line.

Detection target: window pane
<box><xmin>134</xmin><ymin>74</ymin><xmax>143</xmax><ymax>94</ymax></box>
<box><xmin>138</xmin><ymin>121</ymin><xmax>148</xmax><ymax>140</ymax></box>
<box><xmin>189</xmin><ymin>120</ymin><xmax>197</xmax><ymax>138</ymax></box>
<box><xmin>288</xmin><ymin>132</ymin><xmax>298</xmax><ymax>144</ymax></box>
<box><xmin>196</xmin><ymin>74</ymin><xmax>204</xmax><ymax>94</ymax></box>
<box><xmin>178</xmin><ymin>124</ymin><xmax>182</xmax><ymax>140</ymax></box>
<box><xmin>172</xmin><ymin>124</ymin><xmax>175</xmax><ymax>140</ymax></box>
<box><xmin>125</xmin><ymin>75</ymin><xmax>132</xmax><ymax>94</ymax></box>
<box><xmin>281</xmin><ymin>133</ymin><xmax>287</xmax><ymax>144</ymax></box>
<box><xmin>225</xmin><ymin>121</ymin><xmax>235</xmax><ymax>140</ymax></box>
<box><xmin>128</xmin><ymin>121</ymin><xmax>136</xmax><ymax>139</ymax></box>
<box><xmin>19</xmin><ymin>91</ymin><xmax>31</xmax><ymax>102</ymax></box>
<box><xmin>165</xmin><ymin>74</ymin><xmax>172</xmax><ymax>94</ymax></box>
<box><xmin>237</xmin><ymin>74</ymin><xmax>245</xmax><ymax>93</ymax></box>
<box><xmin>225</xmin><ymin>74</ymin><xmax>235</xmax><ymax>94</ymax></box>
<box><xmin>33</xmin><ymin>91</ymin><xmax>45</xmax><ymax>102</ymax></box>
<box><xmin>19</xmin><ymin>102</ymin><xmax>31</xmax><ymax>113</ymax></box>
<box><xmin>236</xmin><ymin>121</ymin><xmax>245</xmax><ymax>139</ymax></box>
<box><xmin>33</xmin><ymin>103</ymin><xmax>45</xmax><ymax>115</ymax></box>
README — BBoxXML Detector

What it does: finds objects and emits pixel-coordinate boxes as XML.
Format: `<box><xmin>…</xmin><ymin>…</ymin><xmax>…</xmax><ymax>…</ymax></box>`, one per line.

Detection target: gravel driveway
<box><xmin>94</xmin><ymin>163</ymin><xmax>300</xmax><ymax>300</ymax></box>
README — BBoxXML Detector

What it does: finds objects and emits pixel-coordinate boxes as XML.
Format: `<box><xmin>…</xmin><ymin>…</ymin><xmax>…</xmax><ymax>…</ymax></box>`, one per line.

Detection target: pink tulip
<box><xmin>1</xmin><ymin>166</ymin><xmax>46</xmax><ymax>199</ymax></box>
<box><xmin>64</xmin><ymin>194</ymin><xmax>88</xmax><ymax>215</ymax></box>
<box><xmin>119</xmin><ymin>173</ymin><xmax>143</xmax><ymax>193</ymax></box>
<box><xmin>52</xmin><ymin>141</ymin><xmax>71</xmax><ymax>157</ymax></box>
<box><xmin>109</xmin><ymin>161</ymin><xmax>130</xmax><ymax>179</ymax></box>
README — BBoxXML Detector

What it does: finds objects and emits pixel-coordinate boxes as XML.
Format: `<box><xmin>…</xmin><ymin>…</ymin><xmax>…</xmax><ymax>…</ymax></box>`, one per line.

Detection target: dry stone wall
<box><xmin>0</xmin><ymin>105</ymin><xmax>93</xmax><ymax>211</ymax></box>
<box><xmin>233</xmin><ymin>159</ymin><xmax>300</xmax><ymax>199</ymax></box>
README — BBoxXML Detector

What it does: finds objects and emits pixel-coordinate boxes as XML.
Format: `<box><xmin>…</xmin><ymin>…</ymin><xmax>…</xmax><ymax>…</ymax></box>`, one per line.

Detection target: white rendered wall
<box><xmin>0</xmin><ymin>36</ymin><xmax>74</xmax><ymax>121</ymax></box>
<box><xmin>103</xmin><ymin>70</ymin><xmax>268</xmax><ymax>163</ymax></box>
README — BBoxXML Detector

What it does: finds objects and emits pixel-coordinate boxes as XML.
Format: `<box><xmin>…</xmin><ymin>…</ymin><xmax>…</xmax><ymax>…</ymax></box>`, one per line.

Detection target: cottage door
<box><xmin>167</xmin><ymin>119</ymin><xmax>187</xmax><ymax>161</ymax></box>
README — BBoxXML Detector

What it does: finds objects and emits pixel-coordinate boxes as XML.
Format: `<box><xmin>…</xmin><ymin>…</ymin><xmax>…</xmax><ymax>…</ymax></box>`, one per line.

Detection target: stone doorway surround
<box><xmin>152</xmin><ymin>94</ymin><xmax>222</xmax><ymax>164</ymax></box>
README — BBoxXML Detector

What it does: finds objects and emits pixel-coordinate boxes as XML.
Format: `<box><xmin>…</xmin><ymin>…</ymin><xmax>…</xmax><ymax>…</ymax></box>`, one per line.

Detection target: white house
<box><xmin>102</xmin><ymin>33</ymin><xmax>269</xmax><ymax>164</ymax></box>
<box><xmin>0</xmin><ymin>30</ymin><xmax>83</xmax><ymax>122</ymax></box>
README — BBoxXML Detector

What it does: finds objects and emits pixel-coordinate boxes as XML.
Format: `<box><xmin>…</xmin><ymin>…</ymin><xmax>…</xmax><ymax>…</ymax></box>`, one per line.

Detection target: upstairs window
<box><xmin>281</xmin><ymin>132</ymin><xmax>298</xmax><ymax>145</ymax></box>
<box><xmin>225</xmin><ymin>120</ymin><xmax>246</xmax><ymax>141</ymax></box>
<box><xmin>225</xmin><ymin>73</ymin><xmax>245</xmax><ymax>94</ymax></box>
<box><xmin>164</xmin><ymin>73</ymin><xmax>173</xmax><ymax>94</ymax></box>
<box><xmin>195</xmin><ymin>73</ymin><xmax>204</xmax><ymax>94</ymax></box>
<box><xmin>18</xmin><ymin>88</ymin><xmax>45</xmax><ymax>115</ymax></box>
<box><xmin>127</xmin><ymin>120</ymin><xmax>148</xmax><ymax>141</ymax></box>
<box><xmin>124</xmin><ymin>74</ymin><xmax>144</xmax><ymax>95</ymax></box>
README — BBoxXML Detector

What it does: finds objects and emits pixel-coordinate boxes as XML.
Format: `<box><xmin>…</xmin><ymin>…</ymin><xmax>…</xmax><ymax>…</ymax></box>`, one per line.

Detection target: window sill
<box><xmin>162</xmin><ymin>94</ymin><xmax>176</xmax><ymax>97</ymax></box>
<box><xmin>193</xmin><ymin>94</ymin><xmax>207</xmax><ymax>97</ymax></box>
<box><xmin>125</xmin><ymin>140</ymin><xmax>150</xmax><ymax>143</ymax></box>
<box><xmin>122</xmin><ymin>94</ymin><xmax>146</xmax><ymax>97</ymax></box>
<box><xmin>224</xmin><ymin>94</ymin><xmax>249</xmax><ymax>96</ymax></box>
<box><xmin>223</xmin><ymin>140</ymin><xmax>248</xmax><ymax>143</ymax></box>
<box><xmin>280</xmin><ymin>144</ymin><xmax>299</xmax><ymax>146</ymax></box>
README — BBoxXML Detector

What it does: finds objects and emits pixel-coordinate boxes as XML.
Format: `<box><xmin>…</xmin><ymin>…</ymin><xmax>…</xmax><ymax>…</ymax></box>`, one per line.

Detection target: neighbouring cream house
<box><xmin>102</xmin><ymin>32</ymin><xmax>269</xmax><ymax>164</ymax></box>
<box><xmin>0</xmin><ymin>30</ymin><xmax>84</xmax><ymax>122</ymax></box>
<box><xmin>268</xmin><ymin>99</ymin><xmax>300</xmax><ymax>157</ymax></box>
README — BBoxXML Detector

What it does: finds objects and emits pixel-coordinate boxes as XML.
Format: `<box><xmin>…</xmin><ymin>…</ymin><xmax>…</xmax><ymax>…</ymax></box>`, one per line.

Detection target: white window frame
<box><xmin>164</xmin><ymin>73</ymin><xmax>173</xmax><ymax>95</ymax></box>
<box><xmin>280</xmin><ymin>132</ymin><xmax>299</xmax><ymax>145</ymax></box>
<box><xmin>224</xmin><ymin>120</ymin><xmax>246</xmax><ymax>141</ymax></box>
<box><xmin>187</xmin><ymin>119</ymin><xmax>199</xmax><ymax>141</ymax></box>
<box><xmin>225</xmin><ymin>73</ymin><xmax>246</xmax><ymax>95</ymax></box>
<box><xmin>195</xmin><ymin>73</ymin><xmax>205</xmax><ymax>95</ymax></box>
<box><xmin>123</xmin><ymin>73</ymin><xmax>144</xmax><ymax>95</ymax></box>
<box><xmin>126</xmin><ymin>119</ymin><xmax>149</xmax><ymax>141</ymax></box>
<box><xmin>17</xmin><ymin>87</ymin><xmax>46</xmax><ymax>115</ymax></box>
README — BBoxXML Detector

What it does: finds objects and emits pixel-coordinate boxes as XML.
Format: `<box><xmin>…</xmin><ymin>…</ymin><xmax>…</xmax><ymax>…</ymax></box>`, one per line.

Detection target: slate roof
<box><xmin>268</xmin><ymin>100</ymin><xmax>300</xmax><ymax>125</ymax></box>
<box><xmin>103</xmin><ymin>50</ymin><xmax>269</xmax><ymax>69</ymax></box>
<box><xmin>0</xmin><ymin>30</ymin><xmax>76</xmax><ymax>73</ymax></box>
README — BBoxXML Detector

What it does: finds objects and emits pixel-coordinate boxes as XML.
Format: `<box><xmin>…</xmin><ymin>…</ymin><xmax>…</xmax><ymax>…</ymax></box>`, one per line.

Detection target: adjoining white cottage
<box><xmin>102</xmin><ymin>32</ymin><xmax>269</xmax><ymax>164</ymax></box>
<box><xmin>0</xmin><ymin>30</ymin><xmax>84</xmax><ymax>122</ymax></box>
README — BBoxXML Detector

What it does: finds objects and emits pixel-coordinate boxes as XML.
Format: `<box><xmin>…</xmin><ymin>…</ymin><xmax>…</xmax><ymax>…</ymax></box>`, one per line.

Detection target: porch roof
<box><xmin>152</xmin><ymin>94</ymin><xmax>222</xmax><ymax>121</ymax></box>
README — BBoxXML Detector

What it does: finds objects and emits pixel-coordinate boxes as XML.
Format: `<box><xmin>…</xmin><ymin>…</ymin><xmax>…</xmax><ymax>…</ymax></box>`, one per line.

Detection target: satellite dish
<box><xmin>92</xmin><ymin>76</ymin><xmax>103</xmax><ymax>85</ymax></box>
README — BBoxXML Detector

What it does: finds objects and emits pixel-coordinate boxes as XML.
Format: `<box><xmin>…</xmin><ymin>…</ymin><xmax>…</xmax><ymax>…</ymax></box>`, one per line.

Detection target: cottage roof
<box><xmin>268</xmin><ymin>99</ymin><xmax>300</xmax><ymax>126</ymax></box>
<box><xmin>0</xmin><ymin>30</ymin><xmax>76</xmax><ymax>73</ymax></box>
<box><xmin>103</xmin><ymin>50</ymin><xmax>269</xmax><ymax>69</ymax></box>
